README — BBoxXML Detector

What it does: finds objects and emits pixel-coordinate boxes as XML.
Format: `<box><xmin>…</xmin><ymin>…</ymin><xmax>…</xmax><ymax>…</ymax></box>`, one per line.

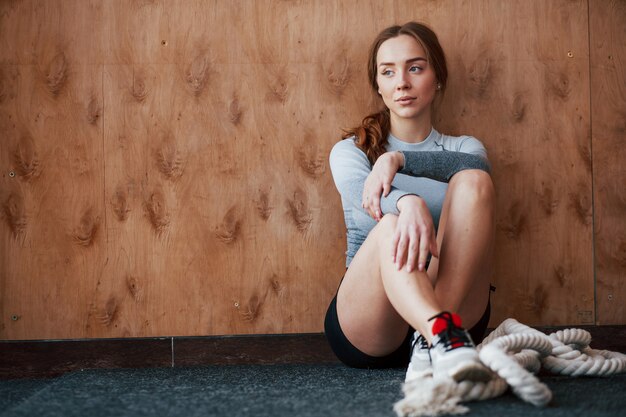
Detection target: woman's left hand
<box><xmin>362</xmin><ymin>151</ymin><xmax>404</xmax><ymax>221</ymax></box>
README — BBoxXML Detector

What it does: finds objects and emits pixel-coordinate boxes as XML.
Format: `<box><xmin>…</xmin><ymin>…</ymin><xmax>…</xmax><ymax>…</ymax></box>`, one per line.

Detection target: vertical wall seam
<box><xmin>171</xmin><ymin>337</ymin><xmax>175</xmax><ymax>367</ymax></box>
<box><xmin>586</xmin><ymin>0</ymin><xmax>598</xmax><ymax>325</ymax></box>
<box><xmin>102</xmin><ymin>63</ymin><xmax>108</xmax><ymax>257</ymax></box>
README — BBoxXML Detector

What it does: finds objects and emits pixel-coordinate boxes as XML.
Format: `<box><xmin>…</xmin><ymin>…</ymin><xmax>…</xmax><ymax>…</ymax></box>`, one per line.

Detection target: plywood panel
<box><xmin>0</xmin><ymin>63</ymin><xmax>105</xmax><ymax>339</ymax></box>
<box><xmin>88</xmin><ymin>0</ymin><xmax>396</xmax><ymax>338</ymax></box>
<box><xmin>101</xmin><ymin>0</ymin><xmax>397</xmax><ymax>66</ymax></box>
<box><xmin>0</xmin><ymin>0</ymin><xmax>618</xmax><ymax>340</ymax></box>
<box><xmin>0</xmin><ymin>0</ymin><xmax>104</xmax><ymax>65</ymax></box>
<box><xmin>590</xmin><ymin>0</ymin><xmax>626</xmax><ymax>325</ymax></box>
<box><xmin>95</xmin><ymin>62</ymin><xmax>352</xmax><ymax>337</ymax></box>
<box><xmin>400</xmin><ymin>0</ymin><xmax>595</xmax><ymax>325</ymax></box>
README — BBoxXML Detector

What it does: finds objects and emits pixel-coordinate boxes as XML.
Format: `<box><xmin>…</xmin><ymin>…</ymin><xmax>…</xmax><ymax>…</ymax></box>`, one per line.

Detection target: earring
<box><xmin>436</xmin><ymin>83</ymin><xmax>442</xmax><ymax>90</ymax></box>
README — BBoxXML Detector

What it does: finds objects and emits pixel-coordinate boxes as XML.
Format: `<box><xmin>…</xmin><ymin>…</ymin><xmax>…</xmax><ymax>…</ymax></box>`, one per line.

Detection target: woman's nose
<box><xmin>396</xmin><ymin>74</ymin><xmax>410</xmax><ymax>90</ymax></box>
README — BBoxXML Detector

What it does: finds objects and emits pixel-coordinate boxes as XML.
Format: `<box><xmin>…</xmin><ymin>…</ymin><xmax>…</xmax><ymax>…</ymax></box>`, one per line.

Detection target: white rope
<box><xmin>394</xmin><ymin>318</ymin><xmax>626</xmax><ymax>417</ymax></box>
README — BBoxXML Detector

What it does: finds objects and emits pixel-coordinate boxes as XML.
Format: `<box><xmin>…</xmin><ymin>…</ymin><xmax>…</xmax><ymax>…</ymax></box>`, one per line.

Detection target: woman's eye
<box><xmin>382</xmin><ymin>69</ymin><xmax>393</xmax><ymax>76</ymax></box>
<box><xmin>409</xmin><ymin>66</ymin><xmax>422</xmax><ymax>73</ymax></box>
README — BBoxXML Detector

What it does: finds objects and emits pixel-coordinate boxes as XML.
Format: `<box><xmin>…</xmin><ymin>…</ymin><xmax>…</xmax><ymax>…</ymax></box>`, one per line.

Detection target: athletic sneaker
<box><xmin>405</xmin><ymin>332</ymin><xmax>432</xmax><ymax>382</ymax></box>
<box><xmin>429</xmin><ymin>311</ymin><xmax>492</xmax><ymax>382</ymax></box>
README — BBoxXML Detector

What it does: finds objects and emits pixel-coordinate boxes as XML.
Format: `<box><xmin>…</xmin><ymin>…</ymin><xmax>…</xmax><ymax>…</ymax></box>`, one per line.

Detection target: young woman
<box><xmin>325</xmin><ymin>22</ymin><xmax>495</xmax><ymax>382</ymax></box>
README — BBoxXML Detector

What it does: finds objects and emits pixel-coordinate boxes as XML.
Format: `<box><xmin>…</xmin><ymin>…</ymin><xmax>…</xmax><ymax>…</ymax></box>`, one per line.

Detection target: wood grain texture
<box><xmin>428</xmin><ymin>0</ymin><xmax>595</xmax><ymax>326</ymax></box>
<box><xmin>0</xmin><ymin>62</ymin><xmax>106</xmax><ymax>339</ymax></box>
<box><xmin>0</xmin><ymin>0</ymin><xmax>622</xmax><ymax>340</ymax></box>
<box><xmin>0</xmin><ymin>0</ymin><xmax>104</xmax><ymax>65</ymax></box>
<box><xmin>589</xmin><ymin>0</ymin><xmax>626</xmax><ymax>325</ymax></box>
<box><xmin>96</xmin><ymin>60</ymin><xmax>347</xmax><ymax>337</ymax></box>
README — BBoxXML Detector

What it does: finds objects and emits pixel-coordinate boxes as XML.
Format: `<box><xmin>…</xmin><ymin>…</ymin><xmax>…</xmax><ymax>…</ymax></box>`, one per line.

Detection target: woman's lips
<box><xmin>395</xmin><ymin>96</ymin><xmax>416</xmax><ymax>105</ymax></box>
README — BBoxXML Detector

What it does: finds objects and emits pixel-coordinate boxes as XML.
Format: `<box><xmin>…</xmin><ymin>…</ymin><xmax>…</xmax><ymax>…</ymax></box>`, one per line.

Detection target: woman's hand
<box><xmin>362</xmin><ymin>151</ymin><xmax>404</xmax><ymax>221</ymax></box>
<box><xmin>393</xmin><ymin>195</ymin><xmax>439</xmax><ymax>272</ymax></box>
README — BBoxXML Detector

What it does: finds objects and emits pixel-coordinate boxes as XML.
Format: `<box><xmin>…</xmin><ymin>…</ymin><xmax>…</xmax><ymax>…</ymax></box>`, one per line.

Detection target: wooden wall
<box><xmin>0</xmin><ymin>0</ymin><xmax>624</xmax><ymax>340</ymax></box>
<box><xmin>590</xmin><ymin>0</ymin><xmax>626</xmax><ymax>325</ymax></box>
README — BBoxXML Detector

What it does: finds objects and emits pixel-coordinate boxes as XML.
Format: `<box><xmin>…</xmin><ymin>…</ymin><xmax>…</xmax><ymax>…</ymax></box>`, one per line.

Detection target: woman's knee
<box><xmin>377</xmin><ymin>213</ymin><xmax>398</xmax><ymax>231</ymax></box>
<box><xmin>449</xmin><ymin>169</ymin><xmax>495</xmax><ymax>203</ymax></box>
<box><xmin>371</xmin><ymin>213</ymin><xmax>398</xmax><ymax>252</ymax></box>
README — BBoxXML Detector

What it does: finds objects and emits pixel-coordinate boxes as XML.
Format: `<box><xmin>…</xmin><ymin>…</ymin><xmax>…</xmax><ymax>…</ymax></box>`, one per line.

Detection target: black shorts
<box><xmin>324</xmin><ymin>288</ymin><xmax>492</xmax><ymax>369</ymax></box>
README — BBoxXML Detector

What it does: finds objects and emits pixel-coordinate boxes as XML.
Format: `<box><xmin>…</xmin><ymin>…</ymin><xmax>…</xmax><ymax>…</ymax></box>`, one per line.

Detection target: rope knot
<box><xmin>395</xmin><ymin>318</ymin><xmax>626</xmax><ymax>417</ymax></box>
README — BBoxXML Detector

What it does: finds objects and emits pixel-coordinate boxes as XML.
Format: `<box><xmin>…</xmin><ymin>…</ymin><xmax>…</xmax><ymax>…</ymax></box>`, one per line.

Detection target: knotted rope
<box><xmin>394</xmin><ymin>318</ymin><xmax>626</xmax><ymax>417</ymax></box>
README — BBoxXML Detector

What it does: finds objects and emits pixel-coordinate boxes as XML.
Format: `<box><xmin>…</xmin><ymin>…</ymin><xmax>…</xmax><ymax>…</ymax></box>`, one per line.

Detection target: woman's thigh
<box><xmin>335</xmin><ymin>215</ymin><xmax>411</xmax><ymax>357</ymax></box>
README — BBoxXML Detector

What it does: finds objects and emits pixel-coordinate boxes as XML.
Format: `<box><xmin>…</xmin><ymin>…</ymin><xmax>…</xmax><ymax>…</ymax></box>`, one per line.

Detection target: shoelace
<box><xmin>411</xmin><ymin>333</ymin><xmax>429</xmax><ymax>353</ymax></box>
<box><xmin>428</xmin><ymin>311</ymin><xmax>473</xmax><ymax>352</ymax></box>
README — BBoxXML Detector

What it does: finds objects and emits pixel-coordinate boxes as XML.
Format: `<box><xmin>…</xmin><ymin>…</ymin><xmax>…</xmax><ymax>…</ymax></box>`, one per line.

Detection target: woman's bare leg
<box><xmin>428</xmin><ymin>169</ymin><xmax>495</xmax><ymax>329</ymax></box>
<box><xmin>336</xmin><ymin>169</ymin><xmax>495</xmax><ymax>356</ymax></box>
<box><xmin>336</xmin><ymin>213</ymin><xmax>441</xmax><ymax>357</ymax></box>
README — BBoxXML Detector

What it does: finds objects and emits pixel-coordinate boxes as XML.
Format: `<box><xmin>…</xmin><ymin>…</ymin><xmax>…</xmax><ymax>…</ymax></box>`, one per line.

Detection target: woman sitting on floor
<box><xmin>325</xmin><ymin>21</ymin><xmax>495</xmax><ymax>382</ymax></box>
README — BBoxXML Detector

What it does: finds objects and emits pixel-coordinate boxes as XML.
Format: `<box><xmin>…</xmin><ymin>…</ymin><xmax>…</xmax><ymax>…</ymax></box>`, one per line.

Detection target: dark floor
<box><xmin>1</xmin><ymin>364</ymin><xmax>625</xmax><ymax>417</ymax></box>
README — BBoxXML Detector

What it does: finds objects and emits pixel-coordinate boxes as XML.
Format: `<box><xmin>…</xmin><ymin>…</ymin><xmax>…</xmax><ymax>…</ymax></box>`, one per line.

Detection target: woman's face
<box><xmin>375</xmin><ymin>35</ymin><xmax>438</xmax><ymax>122</ymax></box>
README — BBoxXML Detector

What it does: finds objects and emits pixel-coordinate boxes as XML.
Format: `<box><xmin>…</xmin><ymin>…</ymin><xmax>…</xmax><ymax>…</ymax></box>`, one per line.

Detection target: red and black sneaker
<box><xmin>429</xmin><ymin>311</ymin><xmax>492</xmax><ymax>382</ymax></box>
